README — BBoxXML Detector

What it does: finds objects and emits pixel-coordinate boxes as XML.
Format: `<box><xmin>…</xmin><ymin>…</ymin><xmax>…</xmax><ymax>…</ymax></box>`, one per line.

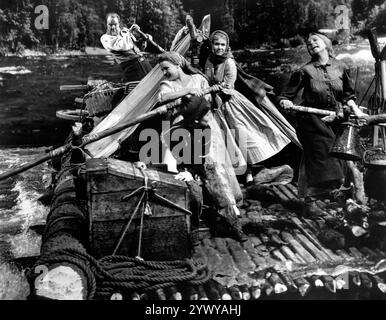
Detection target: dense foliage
<box><xmin>0</xmin><ymin>0</ymin><xmax>186</xmax><ymax>52</ymax></box>
<box><xmin>0</xmin><ymin>0</ymin><xmax>385</xmax><ymax>52</ymax></box>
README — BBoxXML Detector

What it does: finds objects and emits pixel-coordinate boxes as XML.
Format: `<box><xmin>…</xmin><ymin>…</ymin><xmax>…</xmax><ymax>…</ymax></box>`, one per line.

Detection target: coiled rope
<box><xmin>34</xmin><ymin>247</ymin><xmax>211</xmax><ymax>300</ymax></box>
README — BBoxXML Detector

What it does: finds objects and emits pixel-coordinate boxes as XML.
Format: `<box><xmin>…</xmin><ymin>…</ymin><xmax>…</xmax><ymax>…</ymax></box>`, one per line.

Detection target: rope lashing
<box><xmin>33</xmin><ymin>248</ymin><xmax>211</xmax><ymax>300</ymax></box>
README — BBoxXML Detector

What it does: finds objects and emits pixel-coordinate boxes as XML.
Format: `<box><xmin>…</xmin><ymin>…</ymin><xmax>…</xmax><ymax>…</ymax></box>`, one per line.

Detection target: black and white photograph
<box><xmin>1</xmin><ymin>0</ymin><xmax>386</xmax><ymax>307</ymax></box>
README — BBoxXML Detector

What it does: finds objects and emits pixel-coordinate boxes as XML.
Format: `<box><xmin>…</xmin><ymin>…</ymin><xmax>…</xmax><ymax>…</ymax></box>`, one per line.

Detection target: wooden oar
<box><xmin>380</xmin><ymin>43</ymin><xmax>386</xmax><ymax>100</ymax></box>
<box><xmin>285</xmin><ymin>104</ymin><xmax>386</xmax><ymax>125</ymax></box>
<box><xmin>130</xmin><ymin>25</ymin><xmax>165</xmax><ymax>53</ymax></box>
<box><xmin>0</xmin><ymin>87</ymin><xmax>218</xmax><ymax>182</ymax></box>
<box><xmin>367</xmin><ymin>28</ymin><xmax>380</xmax><ymax>63</ymax></box>
<box><xmin>284</xmin><ymin>104</ymin><xmax>336</xmax><ymax>117</ymax></box>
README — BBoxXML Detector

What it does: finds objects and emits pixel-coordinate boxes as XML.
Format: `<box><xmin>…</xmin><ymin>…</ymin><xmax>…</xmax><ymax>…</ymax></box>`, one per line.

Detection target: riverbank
<box><xmin>1</xmin><ymin>46</ymin><xmax>109</xmax><ymax>58</ymax></box>
<box><xmin>1</xmin><ymin>35</ymin><xmax>384</xmax><ymax>58</ymax></box>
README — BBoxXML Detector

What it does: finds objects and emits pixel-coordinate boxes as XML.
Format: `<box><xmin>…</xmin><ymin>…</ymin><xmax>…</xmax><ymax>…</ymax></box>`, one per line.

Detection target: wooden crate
<box><xmin>82</xmin><ymin>158</ymin><xmax>192</xmax><ymax>260</ymax></box>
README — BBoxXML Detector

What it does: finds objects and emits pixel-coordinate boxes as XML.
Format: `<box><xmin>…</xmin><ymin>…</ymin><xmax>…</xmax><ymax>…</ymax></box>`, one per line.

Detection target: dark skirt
<box><xmin>297</xmin><ymin>114</ymin><xmax>344</xmax><ymax>187</ymax></box>
<box><xmin>120</xmin><ymin>56</ymin><xmax>152</xmax><ymax>82</ymax></box>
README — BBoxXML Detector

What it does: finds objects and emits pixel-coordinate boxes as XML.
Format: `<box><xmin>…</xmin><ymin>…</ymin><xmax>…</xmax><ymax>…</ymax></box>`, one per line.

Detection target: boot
<box><xmin>302</xmin><ymin>197</ymin><xmax>326</xmax><ymax>218</ymax></box>
<box><xmin>229</xmin><ymin>220</ymin><xmax>248</xmax><ymax>242</ymax></box>
<box><xmin>227</xmin><ymin>215</ymin><xmax>248</xmax><ymax>242</ymax></box>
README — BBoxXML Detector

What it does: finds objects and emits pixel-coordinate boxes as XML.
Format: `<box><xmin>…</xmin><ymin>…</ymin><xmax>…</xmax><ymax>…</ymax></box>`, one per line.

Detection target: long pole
<box><xmin>0</xmin><ymin>87</ymin><xmax>217</xmax><ymax>181</ymax></box>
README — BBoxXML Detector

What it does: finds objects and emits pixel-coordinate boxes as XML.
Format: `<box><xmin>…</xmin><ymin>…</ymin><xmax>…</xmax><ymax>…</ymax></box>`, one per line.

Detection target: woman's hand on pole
<box><xmin>279</xmin><ymin>99</ymin><xmax>294</xmax><ymax>110</ymax></box>
<box><xmin>345</xmin><ymin>99</ymin><xmax>368</xmax><ymax>118</ymax></box>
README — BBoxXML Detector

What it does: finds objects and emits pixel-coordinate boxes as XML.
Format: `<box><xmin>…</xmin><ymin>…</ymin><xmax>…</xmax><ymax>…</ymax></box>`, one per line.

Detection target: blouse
<box><xmin>279</xmin><ymin>58</ymin><xmax>356</xmax><ymax>111</ymax></box>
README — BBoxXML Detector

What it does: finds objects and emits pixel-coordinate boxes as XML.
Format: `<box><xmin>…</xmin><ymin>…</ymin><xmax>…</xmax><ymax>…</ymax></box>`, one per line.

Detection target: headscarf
<box><xmin>307</xmin><ymin>32</ymin><xmax>335</xmax><ymax>59</ymax></box>
<box><xmin>208</xmin><ymin>30</ymin><xmax>234</xmax><ymax>64</ymax></box>
<box><xmin>158</xmin><ymin>51</ymin><xmax>206</xmax><ymax>76</ymax></box>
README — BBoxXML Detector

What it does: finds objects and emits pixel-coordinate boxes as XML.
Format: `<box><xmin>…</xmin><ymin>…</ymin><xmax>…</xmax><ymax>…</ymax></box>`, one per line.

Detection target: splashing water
<box><xmin>0</xmin><ymin>66</ymin><xmax>32</xmax><ymax>75</ymax></box>
<box><xmin>0</xmin><ymin>147</ymin><xmax>50</xmax><ymax>300</ymax></box>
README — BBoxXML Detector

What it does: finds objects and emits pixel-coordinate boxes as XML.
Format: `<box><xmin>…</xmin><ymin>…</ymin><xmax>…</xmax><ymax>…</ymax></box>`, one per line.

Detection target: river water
<box><xmin>0</xmin><ymin>41</ymin><xmax>381</xmax><ymax>299</ymax></box>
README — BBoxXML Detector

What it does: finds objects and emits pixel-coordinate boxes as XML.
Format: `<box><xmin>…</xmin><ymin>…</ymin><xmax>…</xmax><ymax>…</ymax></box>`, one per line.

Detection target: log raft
<box><xmin>29</xmin><ymin>167</ymin><xmax>386</xmax><ymax>300</ymax></box>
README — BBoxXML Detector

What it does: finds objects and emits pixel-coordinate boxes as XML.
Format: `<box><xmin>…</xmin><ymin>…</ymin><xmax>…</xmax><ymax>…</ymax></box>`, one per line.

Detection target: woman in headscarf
<box><xmin>158</xmin><ymin>51</ymin><xmax>247</xmax><ymax>241</ymax></box>
<box><xmin>278</xmin><ymin>32</ymin><xmax>365</xmax><ymax>216</ymax></box>
<box><xmin>204</xmin><ymin>30</ymin><xmax>292</xmax><ymax>184</ymax></box>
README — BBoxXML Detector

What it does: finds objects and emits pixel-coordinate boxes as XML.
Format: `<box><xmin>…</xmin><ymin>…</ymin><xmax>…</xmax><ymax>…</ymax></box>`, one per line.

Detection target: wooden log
<box><xmin>34</xmin><ymin>265</ymin><xmax>85</xmax><ymax>300</ymax></box>
<box><xmin>294</xmin><ymin>278</ymin><xmax>311</xmax><ymax>297</ymax></box>
<box><xmin>262</xmin><ymin>279</ymin><xmax>274</xmax><ymax>297</ymax></box>
<box><xmin>259</xmin><ymin>233</ymin><xmax>287</xmax><ymax>263</ymax></box>
<box><xmin>243</xmin><ymin>241</ymin><xmax>276</xmax><ymax>269</ymax></box>
<box><xmin>166</xmin><ymin>286</ymin><xmax>182</xmax><ymax>300</ymax></box>
<box><xmin>197</xmin><ymin>285</ymin><xmax>209</xmax><ymax>300</ymax></box>
<box><xmin>131</xmin><ymin>292</ymin><xmax>141</xmax><ymax>300</ymax></box>
<box><xmin>276</xmin><ymin>184</ymin><xmax>296</xmax><ymax>200</ymax></box>
<box><xmin>278</xmin><ymin>272</ymin><xmax>298</xmax><ymax>293</ymax></box>
<box><xmin>212</xmin><ymin>281</ymin><xmax>231</xmax><ymax>300</ymax></box>
<box><xmin>335</xmin><ymin>272</ymin><xmax>349</xmax><ymax>290</ymax></box>
<box><xmin>315</xmin><ymin>199</ymin><xmax>328</xmax><ymax>210</ymax></box>
<box><xmin>374</xmin><ymin>248</ymin><xmax>386</xmax><ymax>258</ymax></box>
<box><xmin>203</xmin><ymin>238</ymin><xmax>215</xmax><ymax>248</ymax></box>
<box><xmin>139</xmin><ymin>292</ymin><xmax>149</xmax><ymax>300</ymax></box>
<box><xmin>271</xmin><ymin>248</ymin><xmax>287</xmax><ymax>262</ymax></box>
<box><xmin>251</xmin><ymin>274</ymin><xmax>267</xmax><ymax>291</ymax></box>
<box><xmin>213</xmin><ymin>237</ymin><xmax>229</xmax><ymax>255</ymax></box>
<box><xmin>359</xmin><ymin>273</ymin><xmax>373</xmax><ymax>290</ymax></box>
<box><xmin>182</xmin><ymin>286</ymin><xmax>198</xmax><ymax>300</ymax></box>
<box><xmin>228</xmin><ymin>286</ymin><xmax>242</xmax><ymax>300</ymax></box>
<box><xmin>324</xmin><ymin>248</ymin><xmax>343</xmax><ymax>262</ymax></box>
<box><xmin>309</xmin><ymin>275</ymin><xmax>324</xmax><ymax>288</ymax></box>
<box><xmin>259</xmin><ymin>233</ymin><xmax>271</xmax><ymax>244</ymax></box>
<box><xmin>279</xmin><ymin>245</ymin><xmax>305</xmax><ymax>264</ymax></box>
<box><xmin>320</xmin><ymin>275</ymin><xmax>336</xmax><ymax>293</ymax></box>
<box><xmin>155</xmin><ymin>289</ymin><xmax>167</xmax><ymax>300</ymax></box>
<box><xmin>301</xmin><ymin>218</ymin><xmax>319</xmax><ymax>233</ymax></box>
<box><xmin>110</xmin><ymin>293</ymin><xmax>123</xmax><ymax>300</ymax></box>
<box><xmin>349</xmin><ymin>271</ymin><xmax>362</xmax><ymax>288</ymax></box>
<box><xmin>271</xmin><ymin>186</ymin><xmax>290</xmax><ymax>201</ymax></box>
<box><xmin>265</xmin><ymin>231</ymin><xmax>303</xmax><ymax>264</ymax></box>
<box><xmin>249</xmin><ymin>285</ymin><xmax>262</xmax><ymax>300</ymax></box>
<box><xmin>239</xmin><ymin>285</ymin><xmax>251</xmax><ymax>300</ymax></box>
<box><xmin>370</xmin><ymin>274</ymin><xmax>386</xmax><ymax>294</ymax></box>
<box><xmin>293</xmin><ymin>217</ymin><xmax>339</xmax><ymax>262</ymax></box>
<box><xmin>292</xmin><ymin>230</ymin><xmax>330</xmax><ymax>262</ymax></box>
<box><xmin>226</xmin><ymin>239</ymin><xmax>256</xmax><ymax>272</ymax></box>
<box><xmin>286</xmin><ymin>183</ymin><xmax>299</xmax><ymax>197</ymax></box>
<box><xmin>266</xmin><ymin>271</ymin><xmax>288</xmax><ymax>294</ymax></box>
<box><xmin>348</xmin><ymin>247</ymin><xmax>365</xmax><ymax>259</ymax></box>
<box><xmin>346</xmin><ymin>161</ymin><xmax>368</xmax><ymax>205</ymax></box>
<box><xmin>204</xmin><ymin>281</ymin><xmax>221</xmax><ymax>300</ymax></box>
<box><xmin>249</xmin><ymin>236</ymin><xmax>263</xmax><ymax>247</ymax></box>
<box><xmin>360</xmin><ymin>247</ymin><xmax>381</xmax><ymax>260</ymax></box>
<box><xmin>280</xmin><ymin>231</ymin><xmax>317</xmax><ymax>263</ymax></box>
<box><xmin>335</xmin><ymin>249</ymin><xmax>353</xmax><ymax>261</ymax></box>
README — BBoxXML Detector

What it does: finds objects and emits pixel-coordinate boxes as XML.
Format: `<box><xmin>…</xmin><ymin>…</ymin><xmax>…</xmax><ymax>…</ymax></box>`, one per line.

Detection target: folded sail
<box><xmin>85</xmin><ymin>27</ymin><xmax>193</xmax><ymax>157</ymax></box>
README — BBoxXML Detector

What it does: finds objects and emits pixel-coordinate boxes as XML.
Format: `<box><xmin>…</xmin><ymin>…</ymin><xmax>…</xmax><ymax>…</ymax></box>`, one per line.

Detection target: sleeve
<box><xmin>100</xmin><ymin>33</ymin><xmax>134</xmax><ymax>52</ymax></box>
<box><xmin>198</xmin><ymin>76</ymin><xmax>212</xmax><ymax>102</ymax></box>
<box><xmin>223</xmin><ymin>58</ymin><xmax>237</xmax><ymax>88</ymax></box>
<box><xmin>277</xmin><ymin>69</ymin><xmax>305</xmax><ymax>102</ymax></box>
<box><xmin>342</xmin><ymin>65</ymin><xmax>357</xmax><ymax>103</ymax></box>
<box><xmin>200</xmin><ymin>76</ymin><xmax>210</xmax><ymax>90</ymax></box>
<box><xmin>158</xmin><ymin>80</ymin><xmax>175</xmax><ymax>101</ymax></box>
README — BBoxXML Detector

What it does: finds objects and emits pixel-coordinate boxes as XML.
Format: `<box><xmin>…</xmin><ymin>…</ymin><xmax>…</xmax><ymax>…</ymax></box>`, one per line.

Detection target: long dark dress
<box><xmin>279</xmin><ymin>58</ymin><xmax>356</xmax><ymax>195</ymax></box>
